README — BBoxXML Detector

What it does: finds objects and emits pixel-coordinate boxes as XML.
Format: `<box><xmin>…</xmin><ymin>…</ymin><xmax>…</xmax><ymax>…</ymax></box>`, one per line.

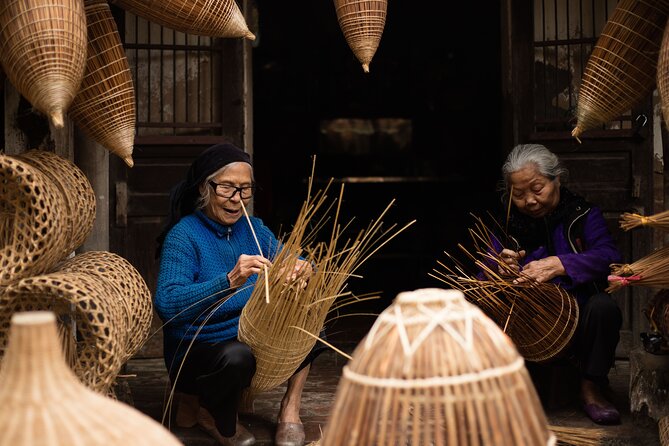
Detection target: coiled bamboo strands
<box><xmin>620</xmin><ymin>209</ymin><xmax>669</xmax><ymax>232</ymax></box>
<box><xmin>334</xmin><ymin>0</ymin><xmax>387</xmax><ymax>73</ymax></box>
<box><xmin>572</xmin><ymin>0</ymin><xmax>669</xmax><ymax>139</ymax></box>
<box><xmin>607</xmin><ymin>245</ymin><xmax>669</xmax><ymax>293</ymax></box>
<box><xmin>321</xmin><ymin>288</ymin><xmax>555</xmax><ymax>446</ymax></box>
<box><xmin>110</xmin><ymin>0</ymin><xmax>255</xmax><ymax>40</ymax></box>
<box><xmin>70</xmin><ymin>0</ymin><xmax>136</xmax><ymax>168</ymax></box>
<box><xmin>0</xmin><ymin>0</ymin><xmax>87</xmax><ymax>128</ymax></box>
<box><xmin>0</xmin><ymin>311</ymin><xmax>183</xmax><ymax>446</ymax></box>
<box><xmin>659</xmin><ymin>19</ymin><xmax>669</xmax><ymax>127</ymax></box>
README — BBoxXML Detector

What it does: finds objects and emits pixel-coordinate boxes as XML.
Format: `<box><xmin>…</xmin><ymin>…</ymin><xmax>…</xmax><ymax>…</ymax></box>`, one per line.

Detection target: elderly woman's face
<box><xmin>202</xmin><ymin>162</ymin><xmax>254</xmax><ymax>225</ymax></box>
<box><xmin>509</xmin><ymin>163</ymin><xmax>560</xmax><ymax>219</ymax></box>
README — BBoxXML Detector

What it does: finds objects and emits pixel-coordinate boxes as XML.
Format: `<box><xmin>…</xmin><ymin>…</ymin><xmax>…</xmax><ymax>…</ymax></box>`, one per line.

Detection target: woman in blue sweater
<box><xmin>155</xmin><ymin>143</ymin><xmax>313</xmax><ymax>446</ymax></box>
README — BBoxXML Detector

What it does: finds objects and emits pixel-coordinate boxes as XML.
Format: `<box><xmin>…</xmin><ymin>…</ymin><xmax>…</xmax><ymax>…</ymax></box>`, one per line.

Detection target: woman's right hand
<box><xmin>498</xmin><ymin>248</ymin><xmax>526</xmax><ymax>275</ymax></box>
<box><xmin>227</xmin><ymin>254</ymin><xmax>272</xmax><ymax>289</ymax></box>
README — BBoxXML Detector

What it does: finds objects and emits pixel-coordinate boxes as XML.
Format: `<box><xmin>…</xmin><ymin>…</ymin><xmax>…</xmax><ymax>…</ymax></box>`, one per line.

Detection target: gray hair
<box><xmin>500</xmin><ymin>143</ymin><xmax>567</xmax><ymax>191</ymax></box>
<box><xmin>196</xmin><ymin>162</ymin><xmax>255</xmax><ymax>210</ymax></box>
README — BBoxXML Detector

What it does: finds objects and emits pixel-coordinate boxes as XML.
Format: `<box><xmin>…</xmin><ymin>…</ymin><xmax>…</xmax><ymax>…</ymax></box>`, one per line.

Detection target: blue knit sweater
<box><xmin>154</xmin><ymin>210</ymin><xmax>279</xmax><ymax>369</ymax></box>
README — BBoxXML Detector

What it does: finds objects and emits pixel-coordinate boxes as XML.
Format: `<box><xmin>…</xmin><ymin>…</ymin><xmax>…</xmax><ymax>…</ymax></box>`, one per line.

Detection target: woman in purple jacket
<box><xmin>497</xmin><ymin>143</ymin><xmax>623</xmax><ymax>425</ymax></box>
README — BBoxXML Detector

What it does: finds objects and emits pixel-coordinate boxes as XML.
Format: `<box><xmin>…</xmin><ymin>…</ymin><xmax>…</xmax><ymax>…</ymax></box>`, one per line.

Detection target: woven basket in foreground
<box><xmin>334</xmin><ymin>0</ymin><xmax>387</xmax><ymax>73</ymax></box>
<box><xmin>70</xmin><ymin>0</ymin><xmax>136</xmax><ymax>168</ymax></box>
<box><xmin>0</xmin><ymin>0</ymin><xmax>87</xmax><ymax>128</ymax></box>
<box><xmin>111</xmin><ymin>0</ymin><xmax>255</xmax><ymax>40</ymax></box>
<box><xmin>572</xmin><ymin>0</ymin><xmax>669</xmax><ymax>138</ymax></box>
<box><xmin>321</xmin><ymin>288</ymin><xmax>555</xmax><ymax>446</ymax></box>
<box><xmin>0</xmin><ymin>311</ymin><xmax>182</xmax><ymax>445</ymax></box>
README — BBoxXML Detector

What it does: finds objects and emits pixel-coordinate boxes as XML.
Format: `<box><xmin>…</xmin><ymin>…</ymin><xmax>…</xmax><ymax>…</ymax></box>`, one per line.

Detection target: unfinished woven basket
<box><xmin>69</xmin><ymin>0</ymin><xmax>136</xmax><ymax>168</ymax></box>
<box><xmin>0</xmin><ymin>311</ymin><xmax>183</xmax><ymax>445</ymax></box>
<box><xmin>0</xmin><ymin>0</ymin><xmax>87</xmax><ymax>128</ymax></box>
<box><xmin>0</xmin><ymin>154</ymin><xmax>68</xmax><ymax>287</ymax></box>
<box><xmin>321</xmin><ymin>288</ymin><xmax>555</xmax><ymax>446</ymax></box>
<box><xmin>658</xmin><ymin>17</ymin><xmax>669</xmax><ymax>127</ymax></box>
<box><xmin>572</xmin><ymin>0</ymin><xmax>669</xmax><ymax>138</ymax></box>
<box><xmin>334</xmin><ymin>0</ymin><xmax>387</xmax><ymax>73</ymax></box>
<box><xmin>17</xmin><ymin>149</ymin><xmax>96</xmax><ymax>258</ymax></box>
<box><xmin>110</xmin><ymin>0</ymin><xmax>255</xmax><ymax>40</ymax></box>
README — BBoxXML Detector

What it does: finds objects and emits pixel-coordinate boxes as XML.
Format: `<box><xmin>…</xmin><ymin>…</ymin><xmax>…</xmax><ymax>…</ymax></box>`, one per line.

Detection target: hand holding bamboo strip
<box><xmin>619</xmin><ymin>209</ymin><xmax>669</xmax><ymax>232</ymax></box>
<box><xmin>334</xmin><ymin>0</ymin><xmax>387</xmax><ymax>73</ymax></box>
<box><xmin>607</xmin><ymin>245</ymin><xmax>669</xmax><ymax>292</ymax></box>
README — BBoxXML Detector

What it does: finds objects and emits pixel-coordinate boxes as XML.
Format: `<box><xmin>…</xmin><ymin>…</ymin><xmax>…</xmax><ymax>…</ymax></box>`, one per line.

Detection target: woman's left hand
<box><xmin>514</xmin><ymin>255</ymin><xmax>565</xmax><ymax>284</ymax></box>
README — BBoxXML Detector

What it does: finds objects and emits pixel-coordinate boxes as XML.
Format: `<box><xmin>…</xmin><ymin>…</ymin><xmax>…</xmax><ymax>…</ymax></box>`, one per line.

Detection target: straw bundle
<box><xmin>0</xmin><ymin>0</ymin><xmax>87</xmax><ymax>128</ymax></box>
<box><xmin>69</xmin><ymin>0</ymin><xmax>136</xmax><ymax>168</ymax></box>
<box><xmin>659</xmin><ymin>17</ymin><xmax>669</xmax><ymax>127</ymax></box>
<box><xmin>607</xmin><ymin>245</ymin><xmax>669</xmax><ymax>293</ymax></box>
<box><xmin>321</xmin><ymin>288</ymin><xmax>555</xmax><ymax>446</ymax></box>
<box><xmin>110</xmin><ymin>0</ymin><xmax>255</xmax><ymax>40</ymax></box>
<box><xmin>17</xmin><ymin>149</ymin><xmax>96</xmax><ymax>258</ymax></box>
<box><xmin>334</xmin><ymin>0</ymin><xmax>387</xmax><ymax>73</ymax></box>
<box><xmin>0</xmin><ymin>154</ymin><xmax>68</xmax><ymax>287</ymax></box>
<box><xmin>571</xmin><ymin>0</ymin><xmax>669</xmax><ymax>139</ymax></box>
<box><xmin>619</xmin><ymin>209</ymin><xmax>669</xmax><ymax>232</ymax></box>
<box><xmin>0</xmin><ymin>311</ymin><xmax>183</xmax><ymax>446</ymax></box>
<box><xmin>238</xmin><ymin>176</ymin><xmax>415</xmax><ymax>393</ymax></box>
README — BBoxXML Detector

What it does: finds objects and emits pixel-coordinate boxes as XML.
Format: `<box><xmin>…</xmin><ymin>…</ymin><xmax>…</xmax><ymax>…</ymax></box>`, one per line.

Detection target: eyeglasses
<box><xmin>209</xmin><ymin>181</ymin><xmax>256</xmax><ymax>199</ymax></box>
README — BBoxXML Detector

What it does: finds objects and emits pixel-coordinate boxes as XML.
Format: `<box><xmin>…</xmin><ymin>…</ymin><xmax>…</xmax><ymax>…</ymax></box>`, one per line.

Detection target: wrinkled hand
<box><xmin>514</xmin><ymin>255</ymin><xmax>565</xmax><ymax>284</ymax></box>
<box><xmin>283</xmin><ymin>259</ymin><xmax>313</xmax><ymax>290</ymax></box>
<box><xmin>498</xmin><ymin>248</ymin><xmax>526</xmax><ymax>275</ymax></box>
<box><xmin>227</xmin><ymin>254</ymin><xmax>272</xmax><ymax>289</ymax></box>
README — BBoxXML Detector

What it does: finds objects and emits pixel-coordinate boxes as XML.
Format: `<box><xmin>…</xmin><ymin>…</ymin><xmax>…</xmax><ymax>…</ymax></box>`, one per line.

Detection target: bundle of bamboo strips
<box><xmin>607</xmin><ymin>245</ymin><xmax>669</xmax><ymax>292</ymax></box>
<box><xmin>334</xmin><ymin>0</ymin><xmax>387</xmax><ymax>73</ymax></box>
<box><xmin>238</xmin><ymin>162</ymin><xmax>415</xmax><ymax>393</ymax></box>
<box><xmin>111</xmin><ymin>0</ymin><xmax>255</xmax><ymax>39</ymax></box>
<box><xmin>571</xmin><ymin>0</ymin><xmax>669</xmax><ymax>139</ymax></box>
<box><xmin>0</xmin><ymin>0</ymin><xmax>87</xmax><ymax>128</ymax></box>
<box><xmin>619</xmin><ymin>209</ymin><xmax>669</xmax><ymax>232</ymax></box>
<box><xmin>659</xmin><ymin>15</ymin><xmax>669</xmax><ymax>127</ymax></box>
<box><xmin>70</xmin><ymin>0</ymin><xmax>136</xmax><ymax>168</ymax></box>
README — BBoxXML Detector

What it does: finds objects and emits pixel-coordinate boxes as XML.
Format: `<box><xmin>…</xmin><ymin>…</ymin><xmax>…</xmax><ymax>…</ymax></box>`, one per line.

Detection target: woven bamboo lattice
<box><xmin>620</xmin><ymin>209</ymin><xmax>669</xmax><ymax>232</ymax></box>
<box><xmin>69</xmin><ymin>0</ymin><xmax>136</xmax><ymax>168</ymax></box>
<box><xmin>334</xmin><ymin>0</ymin><xmax>387</xmax><ymax>73</ymax></box>
<box><xmin>0</xmin><ymin>311</ymin><xmax>183</xmax><ymax>446</ymax></box>
<box><xmin>659</xmin><ymin>17</ymin><xmax>669</xmax><ymax>127</ymax></box>
<box><xmin>572</xmin><ymin>0</ymin><xmax>669</xmax><ymax>139</ymax></box>
<box><xmin>56</xmin><ymin>250</ymin><xmax>153</xmax><ymax>360</ymax></box>
<box><xmin>661</xmin><ymin>415</ymin><xmax>669</xmax><ymax>446</ymax></box>
<box><xmin>0</xmin><ymin>272</ymin><xmax>127</xmax><ymax>395</ymax></box>
<box><xmin>0</xmin><ymin>0</ymin><xmax>87</xmax><ymax>128</ymax></box>
<box><xmin>320</xmin><ymin>288</ymin><xmax>555</xmax><ymax>446</ymax></box>
<box><xmin>0</xmin><ymin>154</ymin><xmax>68</xmax><ymax>287</ymax></box>
<box><xmin>17</xmin><ymin>149</ymin><xmax>96</xmax><ymax>259</ymax></box>
<box><xmin>607</xmin><ymin>245</ymin><xmax>669</xmax><ymax>293</ymax></box>
<box><xmin>110</xmin><ymin>0</ymin><xmax>255</xmax><ymax>40</ymax></box>
<box><xmin>238</xmin><ymin>175</ymin><xmax>415</xmax><ymax>394</ymax></box>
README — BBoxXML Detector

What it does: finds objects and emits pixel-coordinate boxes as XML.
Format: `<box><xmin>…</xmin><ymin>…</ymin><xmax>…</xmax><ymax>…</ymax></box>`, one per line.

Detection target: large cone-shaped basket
<box><xmin>334</xmin><ymin>0</ymin><xmax>387</xmax><ymax>73</ymax></box>
<box><xmin>0</xmin><ymin>311</ymin><xmax>182</xmax><ymax>445</ymax></box>
<box><xmin>321</xmin><ymin>288</ymin><xmax>555</xmax><ymax>445</ymax></box>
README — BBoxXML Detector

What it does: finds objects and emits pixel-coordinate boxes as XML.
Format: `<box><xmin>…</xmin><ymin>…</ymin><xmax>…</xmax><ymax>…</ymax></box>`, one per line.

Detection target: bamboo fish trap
<box><xmin>334</xmin><ymin>0</ymin><xmax>387</xmax><ymax>73</ymax></box>
<box><xmin>110</xmin><ymin>0</ymin><xmax>255</xmax><ymax>40</ymax></box>
<box><xmin>0</xmin><ymin>311</ymin><xmax>183</xmax><ymax>446</ymax></box>
<box><xmin>0</xmin><ymin>0</ymin><xmax>87</xmax><ymax>128</ymax></box>
<box><xmin>659</xmin><ymin>17</ymin><xmax>669</xmax><ymax>127</ymax></box>
<box><xmin>238</xmin><ymin>173</ymin><xmax>415</xmax><ymax>394</ymax></box>
<box><xmin>607</xmin><ymin>245</ymin><xmax>669</xmax><ymax>293</ymax></box>
<box><xmin>69</xmin><ymin>0</ymin><xmax>136</xmax><ymax>168</ymax></box>
<box><xmin>571</xmin><ymin>0</ymin><xmax>669</xmax><ymax>139</ymax></box>
<box><xmin>619</xmin><ymin>209</ymin><xmax>669</xmax><ymax>232</ymax></box>
<box><xmin>320</xmin><ymin>288</ymin><xmax>556</xmax><ymax>446</ymax></box>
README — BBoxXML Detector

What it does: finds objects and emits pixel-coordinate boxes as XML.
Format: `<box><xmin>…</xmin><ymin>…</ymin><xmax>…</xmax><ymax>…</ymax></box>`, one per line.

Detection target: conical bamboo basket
<box><xmin>0</xmin><ymin>311</ymin><xmax>183</xmax><ymax>445</ymax></box>
<box><xmin>334</xmin><ymin>0</ymin><xmax>387</xmax><ymax>73</ymax></box>
<box><xmin>658</xmin><ymin>20</ymin><xmax>669</xmax><ymax>127</ymax></box>
<box><xmin>0</xmin><ymin>0</ymin><xmax>87</xmax><ymax>128</ymax></box>
<box><xmin>0</xmin><ymin>154</ymin><xmax>68</xmax><ymax>287</ymax></box>
<box><xmin>572</xmin><ymin>0</ymin><xmax>669</xmax><ymax>138</ymax></box>
<box><xmin>321</xmin><ymin>288</ymin><xmax>556</xmax><ymax>446</ymax></box>
<box><xmin>110</xmin><ymin>0</ymin><xmax>255</xmax><ymax>40</ymax></box>
<box><xmin>70</xmin><ymin>0</ymin><xmax>136</xmax><ymax>168</ymax></box>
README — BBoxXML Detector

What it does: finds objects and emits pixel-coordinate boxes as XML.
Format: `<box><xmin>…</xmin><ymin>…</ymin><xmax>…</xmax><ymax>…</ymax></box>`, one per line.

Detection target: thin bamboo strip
<box><xmin>0</xmin><ymin>0</ymin><xmax>87</xmax><ymax>128</ymax></box>
<box><xmin>110</xmin><ymin>0</ymin><xmax>255</xmax><ymax>40</ymax></box>
<box><xmin>334</xmin><ymin>0</ymin><xmax>387</xmax><ymax>72</ymax></box>
<box><xmin>607</xmin><ymin>245</ymin><xmax>669</xmax><ymax>292</ymax></box>
<box><xmin>619</xmin><ymin>209</ymin><xmax>669</xmax><ymax>232</ymax></box>
<box><xmin>659</xmin><ymin>18</ymin><xmax>669</xmax><ymax>127</ymax></box>
<box><xmin>572</xmin><ymin>0</ymin><xmax>669</xmax><ymax>139</ymax></box>
<box><xmin>70</xmin><ymin>0</ymin><xmax>135</xmax><ymax>168</ymax></box>
<box><xmin>320</xmin><ymin>288</ymin><xmax>555</xmax><ymax>446</ymax></box>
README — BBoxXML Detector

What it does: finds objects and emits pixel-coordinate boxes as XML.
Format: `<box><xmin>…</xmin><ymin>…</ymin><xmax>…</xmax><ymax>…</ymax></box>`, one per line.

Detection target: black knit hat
<box><xmin>156</xmin><ymin>143</ymin><xmax>252</xmax><ymax>256</ymax></box>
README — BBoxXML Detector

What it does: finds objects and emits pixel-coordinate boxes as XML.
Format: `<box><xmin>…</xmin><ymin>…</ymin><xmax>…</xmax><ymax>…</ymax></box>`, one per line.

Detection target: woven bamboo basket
<box><xmin>572</xmin><ymin>0</ymin><xmax>669</xmax><ymax>138</ymax></box>
<box><xmin>0</xmin><ymin>272</ymin><xmax>128</xmax><ymax>395</ymax></box>
<box><xmin>334</xmin><ymin>0</ymin><xmax>387</xmax><ymax>73</ymax></box>
<box><xmin>661</xmin><ymin>415</ymin><xmax>669</xmax><ymax>446</ymax></box>
<box><xmin>659</xmin><ymin>17</ymin><xmax>669</xmax><ymax>127</ymax></box>
<box><xmin>0</xmin><ymin>0</ymin><xmax>87</xmax><ymax>128</ymax></box>
<box><xmin>69</xmin><ymin>0</ymin><xmax>136</xmax><ymax>168</ymax></box>
<box><xmin>17</xmin><ymin>149</ymin><xmax>96</xmax><ymax>258</ymax></box>
<box><xmin>110</xmin><ymin>0</ymin><xmax>255</xmax><ymax>40</ymax></box>
<box><xmin>321</xmin><ymin>288</ymin><xmax>555</xmax><ymax>446</ymax></box>
<box><xmin>56</xmin><ymin>250</ymin><xmax>153</xmax><ymax>360</ymax></box>
<box><xmin>0</xmin><ymin>154</ymin><xmax>67</xmax><ymax>287</ymax></box>
<box><xmin>0</xmin><ymin>311</ymin><xmax>183</xmax><ymax>445</ymax></box>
